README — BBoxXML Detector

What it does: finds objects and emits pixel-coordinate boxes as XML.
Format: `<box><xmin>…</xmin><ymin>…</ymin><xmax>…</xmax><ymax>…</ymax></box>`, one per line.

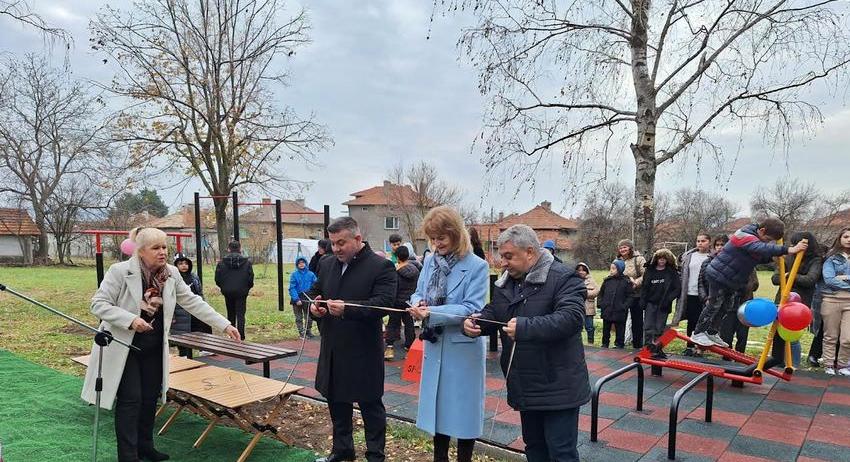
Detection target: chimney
<box><xmin>498</xmin><ymin>212</ymin><xmax>504</xmax><ymax>221</ymax></box>
<box><xmin>261</xmin><ymin>197</ymin><xmax>272</xmax><ymax>205</ymax></box>
<box><xmin>541</xmin><ymin>201</ymin><xmax>551</xmax><ymax>211</ymax></box>
<box><xmin>383</xmin><ymin>180</ymin><xmax>392</xmax><ymax>188</ymax></box>
<box><xmin>295</xmin><ymin>198</ymin><xmax>305</xmax><ymax>207</ymax></box>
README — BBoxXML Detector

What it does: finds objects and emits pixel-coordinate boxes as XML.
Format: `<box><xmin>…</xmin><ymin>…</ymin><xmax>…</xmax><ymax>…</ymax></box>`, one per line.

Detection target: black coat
<box><xmin>598</xmin><ymin>274</ymin><xmax>633</xmax><ymax>323</ymax></box>
<box><xmin>640</xmin><ymin>266</ymin><xmax>680</xmax><ymax>312</ymax></box>
<box><xmin>772</xmin><ymin>255</ymin><xmax>823</xmax><ymax>306</ymax></box>
<box><xmin>307</xmin><ymin>243</ymin><xmax>397</xmax><ymax>402</ymax></box>
<box><xmin>395</xmin><ymin>263</ymin><xmax>420</xmax><ymax>308</ymax></box>
<box><xmin>214</xmin><ymin>253</ymin><xmax>254</xmax><ymax>297</ymax></box>
<box><xmin>477</xmin><ymin>261</ymin><xmax>590</xmax><ymax>411</ymax></box>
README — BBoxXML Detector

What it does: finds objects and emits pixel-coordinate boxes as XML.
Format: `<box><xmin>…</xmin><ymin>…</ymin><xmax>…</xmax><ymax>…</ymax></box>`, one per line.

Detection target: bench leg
<box><xmin>263</xmin><ymin>362</ymin><xmax>270</xmax><ymax>378</ymax></box>
<box><xmin>237</xmin><ymin>433</ymin><xmax>264</xmax><ymax>462</ymax></box>
<box><xmin>155</xmin><ymin>403</ymin><xmax>170</xmax><ymax>419</ymax></box>
<box><xmin>158</xmin><ymin>405</ymin><xmax>184</xmax><ymax>435</ymax></box>
<box><xmin>194</xmin><ymin>416</ymin><xmax>220</xmax><ymax>448</ymax></box>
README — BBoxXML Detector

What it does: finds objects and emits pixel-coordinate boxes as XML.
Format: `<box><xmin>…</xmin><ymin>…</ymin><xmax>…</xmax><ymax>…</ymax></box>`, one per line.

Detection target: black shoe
<box><xmin>683</xmin><ymin>347</ymin><xmax>694</xmax><ymax>357</ymax></box>
<box><xmin>315</xmin><ymin>453</ymin><xmax>356</xmax><ymax>462</ymax></box>
<box><xmin>306</xmin><ymin>331</ymin><xmax>315</xmax><ymax>339</ymax></box>
<box><xmin>807</xmin><ymin>356</ymin><xmax>820</xmax><ymax>368</ymax></box>
<box><xmin>600</xmin><ymin>344</ymin><xmax>609</xmax><ymax>348</ymax></box>
<box><xmin>651</xmin><ymin>348</ymin><xmax>668</xmax><ymax>360</ymax></box>
<box><xmin>139</xmin><ymin>448</ymin><xmax>169</xmax><ymax>461</ymax></box>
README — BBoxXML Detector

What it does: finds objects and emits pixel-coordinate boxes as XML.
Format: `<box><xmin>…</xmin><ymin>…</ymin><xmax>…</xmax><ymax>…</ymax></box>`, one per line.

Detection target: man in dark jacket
<box><xmin>463</xmin><ymin>224</ymin><xmax>589</xmax><ymax>462</ymax></box>
<box><xmin>214</xmin><ymin>240</ymin><xmax>254</xmax><ymax>341</ymax></box>
<box><xmin>307</xmin><ymin>217</ymin><xmax>397</xmax><ymax>462</ymax></box>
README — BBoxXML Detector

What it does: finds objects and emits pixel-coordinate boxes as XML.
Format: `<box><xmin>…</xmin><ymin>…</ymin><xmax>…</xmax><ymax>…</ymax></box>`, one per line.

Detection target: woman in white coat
<box><xmin>81</xmin><ymin>227</ymin><xmax>240</xmax><ymax>462</ymax></box>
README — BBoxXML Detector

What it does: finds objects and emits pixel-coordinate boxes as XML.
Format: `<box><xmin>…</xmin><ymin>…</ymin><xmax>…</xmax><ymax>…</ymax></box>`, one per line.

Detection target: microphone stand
<box><xmin>0</xmin><ymin>284</ymin><xmax>139</xmax><ymax>462</ymax></box>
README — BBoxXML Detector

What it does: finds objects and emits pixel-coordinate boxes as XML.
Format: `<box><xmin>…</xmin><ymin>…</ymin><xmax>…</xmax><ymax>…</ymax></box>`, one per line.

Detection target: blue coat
<box><xmin>410</xmin><ymin>252</ymin><xmax>489</xmax><ymax>439</ymax></box>
<box><xmin>289</xmin><ymin>257</ymin><xmax>318</xmax><ymax>303</ymax></box>
<box><xmin>705</xmin><ymin>224</ymin><xmax>787</xmax><ymax>289</ymax></box>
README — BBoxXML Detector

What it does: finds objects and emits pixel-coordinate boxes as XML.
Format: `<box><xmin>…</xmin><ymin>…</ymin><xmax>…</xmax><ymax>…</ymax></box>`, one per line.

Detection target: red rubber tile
<box><xmin>578</xmin><ymin>413</ymin><xmax>614</xmax><ymax>432</ymax></box>
<box><xmin>738</xmin><ymin>420</ymin><xmax>807</xmax><ymax>447</ymax></box>
<box><xmin>599</xmin><ymin>392</ymin><xmax>640</xmax><ymax>408</ymax></box>
<box><xmin>766</xmin><ymin>389</ymin><xmax>822</xmax><ymax>407</ymax></box>
<box><xmin>485</xmin><ymin>376</ymin><xmax>505</xmax><ymax>391</ymax></box>
<box><xmin>747</xmin><ymin>410</ymin><xmax>812</xmax><ymax>428</ymax></box>
<box><xmin>821</xmin><ymin>391</ymin><xmax>850</xmax><ymax>406</ymax></box>
<box><xmin>797</xmin><ymin>457</ymin><xmax>830</xmax><ymax>462</ymax></box>
<box><xmin>656</xmin><ymin>432</ymin><xmax>729</xmax><ymax>459</ymax></box>
<box><xmin>493</xmin><ymin>409</ymin><xmax>522</xmax><ymax>425</ymax></box>
<box><xmin>598</xmin><ymin>427</ymin><xmax>661</xmax><ymax>453</ymax></box>
<box><xmin>509</xmin><ymin>436</ymin><xmax>524</xmax><ymax>451</ymax></box>
<box><xmin>790</xmin><ymin>375</ymin><xmax>829</xmax><ymax>388</ymax></box>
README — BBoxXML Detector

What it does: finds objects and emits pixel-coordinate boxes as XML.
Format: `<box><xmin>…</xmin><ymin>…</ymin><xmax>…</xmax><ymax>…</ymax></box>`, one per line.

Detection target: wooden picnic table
<box><xmin>168</xmin><ymin>332</ymin><xmax>296</xmax><ymax>378</ymax></box>
<box><xmin>71</xmin><ymin>354</ymin><xmax>206</xmax><ymax>374</ymax></box>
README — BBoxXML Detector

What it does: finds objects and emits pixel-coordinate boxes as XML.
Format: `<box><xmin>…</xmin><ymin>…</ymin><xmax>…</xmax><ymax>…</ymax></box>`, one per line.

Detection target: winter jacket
<box><xmin>621</xmin><ymin>253</ymin><xmax>646</xmax><ymax>297</ymax></box>
<box><xmin>395</xmin><ymin>263</ymin><xmax>420</xmax><ymax>308</ymax></box>
<box><xmin>598</xmin><ymin>274</ymin><xmax>634</xmax><ymax>323</ymax></box>
<box><xmin>214</xmin><ymin>252</ymin><xmax>254</xmax><ymax>297</ymax></box>
<box><xmin>306</xmin><ymin>242</ymin><xmax>397</xmax><ymax>403</ymax></box>
<box><xmin>640</xmin><ymin>265</ymin><xmax>680</xmax><ymax>313</ymax></box>
<box><xmin>820</xmin><ymin>252</ymin><xmax>850</xmax><ymax>295</ymax></box>
<box><xmin>705</xmin><ymin>224</ymin><xmax>787</xmax><ymax>289</ymax></box>
<box><xmin>772</xmin><ymin>255</ymin><xmax>822</xmax><ymax>305</ymax></box>
<box><xmin>583</xmin><ymin>275</ymin><xmax>600</xmax><ymax>316</ymax></box>
<box><xmin>698</xmin><ymin>255</ymin><xmax>759</xmax><ymax>304</ymax></box>
<box><xmin>289</xmin><ymin>257</ymin><xmax>318</xmax><ymax>304</ymax></box>
<box><xmin>476</xmin><ymin>252</ymin><xmax>590</xmax><ymax>411</ymax></box>
<box><xmin>172</xmin><ymin>269</ymin><xmax>202</xmax><ymax>335</ymax></box>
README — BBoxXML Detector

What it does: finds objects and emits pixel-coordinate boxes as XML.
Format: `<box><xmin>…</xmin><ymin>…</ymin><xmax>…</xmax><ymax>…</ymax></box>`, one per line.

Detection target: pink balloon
<box><xmin>120</xmin><ymin>238</ymin><xmax>136</xmax><ymax>256</ymax></box>
<box><xmin>787</xmin><ymin>292</ymin><xmax>802</xmax><ymax>303</ymax></box>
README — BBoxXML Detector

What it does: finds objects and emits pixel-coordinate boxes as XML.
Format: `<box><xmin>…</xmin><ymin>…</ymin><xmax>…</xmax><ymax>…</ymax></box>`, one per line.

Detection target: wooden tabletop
<box><xmin>168</xmin><ymin>332</ymin><xmax>297</xmax><ymax>363</ymax></box>
<box><xmin>167</xmin><ymin>365</ymin><xmax>303</xmax><ymax>409</ymax></box>
<box><xmin>71</xmin><ymin>354</ymin><xmax>206</xmax><ymax>374</ymax></box>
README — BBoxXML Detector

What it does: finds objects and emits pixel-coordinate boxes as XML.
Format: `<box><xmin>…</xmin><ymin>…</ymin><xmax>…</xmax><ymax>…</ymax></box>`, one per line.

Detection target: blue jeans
<box><xmin>520</xmin><ymin>407</ymin><xmax>580</xmax><ymax>462</ymax></box>
<box><xmin>584</xmin><ymin>315</ymin><xmax>595</xmax><ymax>341</ymax></box>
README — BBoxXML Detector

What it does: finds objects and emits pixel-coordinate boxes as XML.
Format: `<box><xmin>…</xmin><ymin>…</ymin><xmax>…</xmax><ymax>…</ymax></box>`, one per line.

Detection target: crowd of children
<box><xmin>576</xmin><ymin>220</ymin><xmax>849</xmax><ymax>375</ymax></box>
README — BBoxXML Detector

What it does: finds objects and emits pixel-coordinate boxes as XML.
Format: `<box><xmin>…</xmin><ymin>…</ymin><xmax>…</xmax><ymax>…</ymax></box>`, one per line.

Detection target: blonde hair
<box><xmin>421</xmin><ymin>206</ymin><xmax>471</xmax><ymax>257</ymax></box>
<box><xmin>129</xmin><ymin>227</ymin><xmax>167</xmax><ymax>256</ymax></box>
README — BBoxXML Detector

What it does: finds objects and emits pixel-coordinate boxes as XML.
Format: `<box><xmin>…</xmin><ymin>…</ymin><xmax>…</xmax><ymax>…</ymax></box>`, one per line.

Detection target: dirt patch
<box><xmin>211</xmin><ymin>396</ymin><xmax>505</xmax><ymax>461</ymax></box>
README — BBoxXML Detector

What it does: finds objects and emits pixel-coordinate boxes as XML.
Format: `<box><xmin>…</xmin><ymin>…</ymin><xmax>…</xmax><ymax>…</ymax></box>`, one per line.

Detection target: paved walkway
<box><xmin>200</xmin><ymin>340</ymin><xmax>850</xmax><ymax>462</ymax></box>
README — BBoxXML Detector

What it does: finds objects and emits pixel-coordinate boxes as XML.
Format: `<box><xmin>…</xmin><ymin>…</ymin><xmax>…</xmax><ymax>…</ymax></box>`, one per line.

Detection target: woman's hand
<box><xmin>407</xmin><ymin>303</ymin><xmax>430</xmax><ymax>321</ymax></box>
<box><xmin>130</xmin><ymin>317</ymin><xmax>153</xmax><ymax>333</ymax></box>
<box><xmin>502</xmin><ymin>317</ymin><xmax>517</xmax><ymax>340</ymax></box>
<box><xmin>463</xmin><ymin>314</ymin><xmax>482</xmax><ymax>337</ymax></box>
<box><xmin>224</xmin><ymin>325</ymin><xmax>241</xmax><ymax>342</ymax></box>
<box><xmin>310</xmin><ymin>295</ymin><xmax>327</xmax><ymax>318</ymax></box>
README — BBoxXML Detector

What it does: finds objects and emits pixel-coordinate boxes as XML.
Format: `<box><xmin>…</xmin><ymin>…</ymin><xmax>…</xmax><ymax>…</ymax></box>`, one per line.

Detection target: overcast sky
<box><xmin>1</xmin><ymin>0</ymin><xmax>848</xmax><ymax>220</ymax></box>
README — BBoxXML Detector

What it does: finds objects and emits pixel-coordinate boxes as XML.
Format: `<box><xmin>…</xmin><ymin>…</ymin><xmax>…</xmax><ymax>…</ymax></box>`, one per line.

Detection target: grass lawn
<box><xmin>0</xmin><ymin>261</ymin><xmax>300</xmax><ymax>375</ymax></box>
<box><xmin>0</xmin><ymin>263</ymin><xmax>814</xmax><ymax>375</ymax></box>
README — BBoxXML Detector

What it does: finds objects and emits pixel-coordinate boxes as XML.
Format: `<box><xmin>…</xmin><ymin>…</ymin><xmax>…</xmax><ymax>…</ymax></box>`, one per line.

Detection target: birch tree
<box><xmin>448</xmin><ymin>0</ymin><xmax>850</xmax><ymax>252</ymax></box>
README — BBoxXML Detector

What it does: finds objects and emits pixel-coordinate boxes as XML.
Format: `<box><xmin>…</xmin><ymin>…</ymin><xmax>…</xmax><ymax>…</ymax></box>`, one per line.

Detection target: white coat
<box><xmin>81</xmin><ymin>256</ymin><xmax>231</xmax><ymax>410</ymax></box>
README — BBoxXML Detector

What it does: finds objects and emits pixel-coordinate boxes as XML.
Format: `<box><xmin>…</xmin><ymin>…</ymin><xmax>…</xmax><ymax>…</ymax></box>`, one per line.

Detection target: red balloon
<box><xmin>778</xmin><ymin>302</ymin><xmax>812</xmax><ymax>331</ymax></box>
<box><xmin>787</xmin><ymin>292</ymin><xmax>802</xmax><ymax>303</ymax></box>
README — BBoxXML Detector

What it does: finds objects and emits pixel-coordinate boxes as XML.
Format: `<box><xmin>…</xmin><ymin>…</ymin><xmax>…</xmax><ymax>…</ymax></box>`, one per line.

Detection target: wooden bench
<box><xmin>71</xmin><ymin>354</ymin><xmax>206</xmax><ymax>374</ymax></box>
<box><xmin>168</xmin><ymin>332</ymin><xmax>296</xmax><ymax>378</ymax></box>
<box><xmin>158</xmin><ymin>365</ymin><xmax>303</xmax><ymax>462</ymax></box>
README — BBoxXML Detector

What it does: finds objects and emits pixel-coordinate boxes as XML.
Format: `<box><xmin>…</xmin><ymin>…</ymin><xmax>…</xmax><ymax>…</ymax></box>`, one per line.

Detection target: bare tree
<box><xmin>447</xmin><ymin>0</ymin><xmax>850</xmax><ymax>254</ymax></box>
<box><xmin>750</xmin><ymin>178</ymin><xmax>820</xmax><ymax>235</ymax></box>
<box><xmin>0</xmin><ymin>54</ymin><xmax>113</xmax><ymax>263</ymax></box>
<box><xmin>91</xmin><ymin>0</ymin><xmax>331</xmax><ymax>256</ymax></box>
<box><xmin>662</xmin><ymin>188</ymin><xmax>738</xmax><ymax>243</ymax></box>
<box><xmin>386</xmin><ymin>160</ymin><xmax>465</xmax><ymax>251</ymax></box>
<box><xmin>573</xmin><ymin>182</ymin><xmax>633</xmax><ymax>268</ymax></box>
<box><xmin>42</xmin><ymin>175</ymin><xmax>112</xmax><ymax>264</ymax></box>
<box><xmin>808</xmin><ymin>189</ymin><xmax>850</xmax><ymax>244</ymax></box>
<box><xmin>0</xmin><ymin>1</ymin><xmax>71</xmax><ymax>46</ymax></box>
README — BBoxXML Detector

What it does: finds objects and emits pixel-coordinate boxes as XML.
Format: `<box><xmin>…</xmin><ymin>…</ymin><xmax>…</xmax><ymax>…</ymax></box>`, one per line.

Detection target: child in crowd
<box><xmin>575</xmin><ymin>262</ymin><xmax>599</xmax><ymax>344</ymax></box>
<box><xmin>172</xmin><ymin>254</ymin><xmax>204</xmax><ymax>357</ymax></box>
<box><xmin>820</xmin><ymin>227</ymin><xmax>850</xmax><ymax>376</ymax></box>
<box><xmin>692</xmin><ymin>218</ymin><xmax>808</xmax><ymax>347</ymax></box>
<box><xmin>289</xmin><ymin>256</ymin><xmax>318</xmax><ymax>338</ymax></box>
<box><xmin>641</xmin><ymin>249</ymin><xmax>680</xmax><ymax>359</ymax></box>
<box><xmin>598</xmin><ymin>260</ymin><xmax>633</xmax><ymax>348</ymax></box>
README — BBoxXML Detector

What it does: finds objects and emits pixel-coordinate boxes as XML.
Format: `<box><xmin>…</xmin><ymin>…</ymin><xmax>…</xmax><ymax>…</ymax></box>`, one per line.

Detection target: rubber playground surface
<box><xmin>204</xmin><ymin>338</ymin><xmax>850</xmax><ymax>462</ymax></box>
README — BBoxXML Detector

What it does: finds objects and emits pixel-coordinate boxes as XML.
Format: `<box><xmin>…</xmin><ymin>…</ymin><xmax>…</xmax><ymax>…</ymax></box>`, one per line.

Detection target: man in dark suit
<box><xmin>308</xmin><ymin>217</ymin><xmax>397</xmax><ymax>462</ymax></box>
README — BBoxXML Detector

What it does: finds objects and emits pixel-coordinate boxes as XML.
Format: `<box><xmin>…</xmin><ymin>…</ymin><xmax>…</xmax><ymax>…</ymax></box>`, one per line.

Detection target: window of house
<box><xmin>384</xmin><ymin>216</ymin><xmax>399</xmax><ymax>230</ymax></box>
<box><xmin>362</xmin><ymin>207</ymin><xmax>368</xmax><ymax>211</ymax></box>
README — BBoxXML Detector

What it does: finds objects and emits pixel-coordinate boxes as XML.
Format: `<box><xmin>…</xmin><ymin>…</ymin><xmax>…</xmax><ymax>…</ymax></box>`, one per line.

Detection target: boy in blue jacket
<box><xmin>289</xmin><ymin>256</ymin><xmax>318</xmax><ymax>338</ymax></box>
<box><xmin>691</xmin><ymin>218</ymin><xmax>808</xmax><ymax>347</ymax></box>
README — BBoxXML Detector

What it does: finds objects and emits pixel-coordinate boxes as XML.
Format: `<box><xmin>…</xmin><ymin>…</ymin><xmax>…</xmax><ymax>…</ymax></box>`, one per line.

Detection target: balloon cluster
<box><xmin>736</xmin><ymin>292</ymin><xmax>812</xmax><ymax>341</ymax></box>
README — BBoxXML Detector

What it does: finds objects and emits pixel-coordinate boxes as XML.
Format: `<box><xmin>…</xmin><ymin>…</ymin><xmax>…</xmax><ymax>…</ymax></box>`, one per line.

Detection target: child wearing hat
<box><xmin>598</xmin><ymin>259</ymin><xmax>634</xmax><ymax>348</ymax></box>
<box><xmin>172</xmin><ymin>253</ymin><xmax>205</xmax><ymax>357</ymax></box>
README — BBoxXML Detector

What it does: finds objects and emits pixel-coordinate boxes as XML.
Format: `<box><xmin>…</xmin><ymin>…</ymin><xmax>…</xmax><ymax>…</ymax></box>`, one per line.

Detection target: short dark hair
<box><xmin>395</xmin><ymin>245</ymin><xmax>410</xmax><ymax>262</ymax></box>
<box><xmin>759</xmin><ymin>217</ymin><xmax>785</xmax><ymax>239</ymax></box>
<box><xmin>388</xmin><ymin>233</ymin><xmax>403</xmax><ymax>244</ymax></box>
<box><xmin>697</xmin><ymin>232</ymin><xmax>711</xmax><ymax>241</ymax></box>
<box><xmin>327</xmin><ymin>216</ymin><xmax>360</xmax><ymax>236</ymax></box>
<box><xmin>228</xmin><ymin>240</ymin><xmax>241</xmax><ymax>252</ymax></box>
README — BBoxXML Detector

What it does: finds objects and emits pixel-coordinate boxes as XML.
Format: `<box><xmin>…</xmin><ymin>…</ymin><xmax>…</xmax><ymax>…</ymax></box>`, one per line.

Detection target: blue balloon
<box><xmin>744</xmin><ymin>298</ymin><xmax>778</xmax><ymax>327</ymax></box>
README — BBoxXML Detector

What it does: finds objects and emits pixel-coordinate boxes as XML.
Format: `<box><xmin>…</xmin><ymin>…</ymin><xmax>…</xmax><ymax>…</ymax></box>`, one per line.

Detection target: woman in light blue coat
<box><xmin>408</xmin><ymin>206</ymin><xmax>489</xmax><ymax>462</ymax></box>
